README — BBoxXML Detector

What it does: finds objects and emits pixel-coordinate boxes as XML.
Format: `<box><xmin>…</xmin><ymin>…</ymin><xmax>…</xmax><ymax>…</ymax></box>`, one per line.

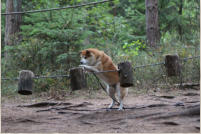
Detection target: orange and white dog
<box><xmin>79</xmin><ymin>48</ymin><xmax>128</xmax><ymax>110</ymax></box>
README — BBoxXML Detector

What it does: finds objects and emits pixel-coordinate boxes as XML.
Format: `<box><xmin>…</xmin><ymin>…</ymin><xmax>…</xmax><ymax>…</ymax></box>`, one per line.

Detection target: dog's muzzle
<box><xmin>80</xmin><ymin>58</ymin><xmax>87</xmax><ymax>65</ymax></box>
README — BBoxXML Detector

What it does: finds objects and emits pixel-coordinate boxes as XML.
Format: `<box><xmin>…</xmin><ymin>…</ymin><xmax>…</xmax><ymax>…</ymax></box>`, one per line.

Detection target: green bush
<box><xmin>1</xmin><ymin>0</ymin><xmax>199</xmax><ymax>96</ymax></box>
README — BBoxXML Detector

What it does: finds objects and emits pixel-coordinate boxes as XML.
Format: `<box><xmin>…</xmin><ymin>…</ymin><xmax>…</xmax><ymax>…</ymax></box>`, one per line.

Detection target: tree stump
<box><xmin>118</xmin><ymin>61</ymin><xmax>134</xmax><ymax>87</ymax></box>
<box><xmin>165</xmin><ymin>54</ymin><xmax>181</xmax><ymax>77</ymax></box>
<box><xmin>70</xmin><ymin>67</ymin><xmax>87</xmax><ymax>91</ymax></box>
<box><xmin>18</xmin><ymin>70</ymin><xmax>34</xmax><ymax>95</ymax></box>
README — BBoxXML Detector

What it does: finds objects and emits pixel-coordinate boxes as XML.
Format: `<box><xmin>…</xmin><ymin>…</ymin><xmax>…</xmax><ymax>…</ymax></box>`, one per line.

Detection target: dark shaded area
<box><xmin>18</xmin><ymin>102</ymin><xmax>72</xmax><ymax>107</ymax></box>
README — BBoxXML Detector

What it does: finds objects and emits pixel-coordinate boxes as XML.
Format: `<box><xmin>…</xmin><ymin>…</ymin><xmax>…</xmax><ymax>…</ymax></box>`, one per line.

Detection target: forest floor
<box><xmin>1</xmin><ymin>87</ymin><xmax>200</xmax><ymax>133</ymax></box>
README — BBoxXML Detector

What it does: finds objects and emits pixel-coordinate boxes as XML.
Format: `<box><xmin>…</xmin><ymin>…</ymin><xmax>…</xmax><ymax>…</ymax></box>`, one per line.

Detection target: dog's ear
<box><xmin>86</xmin><ymin>50</ymin><xmax>91</xmax><ymax>56</ymax></box>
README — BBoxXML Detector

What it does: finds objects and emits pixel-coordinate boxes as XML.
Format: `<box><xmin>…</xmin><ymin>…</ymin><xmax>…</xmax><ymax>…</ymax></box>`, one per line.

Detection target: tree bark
<box><xmin>118</xmin><ymin>61</ymin><xmax>134</xmax><ymax>87</ymax></box>
<box><xmin>70</xmin><ymin>67</ymin><xmax>87</xmax><ymax>91</ymax></box>
<box><xmin>145</xmin><ymin>0</ymin><xmax>160</xmax><ymax>47</ymax></box>
<box><xmin>5</xmin><ymin>0</ymin><xmax>15</xmax><ymax>46</ymax></box>
<box><xmin>164</xmin><ymin>54</ymin><xmax>181</xmax><ymax>77</ymax></box>
<box><xmin>13</xmin><ymin>0</ymin><xmax>22</xmax><ymax>34</ymax></box>
<box><xmin>18</xmin><ymin>70</ymin><xmax>34</xmax><ymax>95</ymax></box>
<box><xmin>4</xmin><ymin>0</ymin><xmax>22</xmax><ymax>57</ymax></box>
<box><xmin>178</xmin><ymin>0</ymin><xmax>183</xmax><ymax>38</ymax></box>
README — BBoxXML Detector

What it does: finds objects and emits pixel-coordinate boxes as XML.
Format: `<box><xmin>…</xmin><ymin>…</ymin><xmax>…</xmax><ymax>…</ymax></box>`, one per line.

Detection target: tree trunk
<box><xmin>4</xmin><ymin>0</ymin><xmax>22</xmax><ymax>58</ymax></box>
<box><xmin>145</xmin><ymin>0</ymin><xmax>160</xmax><ymax>47</ymax></box>
<box><xmin>4</xmin><ymin>0</ymin><xmax>15</xmax><ymax>46</ymax></box>
<box><xmin>178</xmin><ymin>0</ymin><xmax>183</xmax><ymax>38</ymax></box>
<box><xmin>13</xmin><ymin>0</ymin><xmax>22</xmax><ymax>34</ymax></box>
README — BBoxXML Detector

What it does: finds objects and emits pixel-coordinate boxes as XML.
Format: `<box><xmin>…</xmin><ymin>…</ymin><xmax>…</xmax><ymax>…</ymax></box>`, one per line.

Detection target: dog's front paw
<box><xmin>78</xmin><ymin>65</ymin><xmax>87</xmax><ymax>73</ymax></box>
<box><xmin>79</xmin><ymin>65</ymin><xmax>94</xmax><ymax>72</ymax></box>
<box><xmin>79</xmin><ymin>65</ymin><xmax>87</xmax><ymax>70</ymax></box>
<box><xmin>79</xmin><ymin>65</ymin><xmax>86</xmax><ymax>68</ymax></box>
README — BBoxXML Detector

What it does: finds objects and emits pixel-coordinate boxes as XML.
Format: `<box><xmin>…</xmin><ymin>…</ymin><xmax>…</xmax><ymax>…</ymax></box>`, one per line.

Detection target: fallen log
<box><xmin>147</xmin><ymin>104</ymin><xmax>200</xmax><ymax>120</ymax></box>
<box><xmin>177</xmin><ymin>83</ymin><xmax>200</xmax><ymax>89</ymax></box>
<box><xmin>155</xmin><ymin>83</ymin><xmax>200</xmax><ymax>89</ymax></box>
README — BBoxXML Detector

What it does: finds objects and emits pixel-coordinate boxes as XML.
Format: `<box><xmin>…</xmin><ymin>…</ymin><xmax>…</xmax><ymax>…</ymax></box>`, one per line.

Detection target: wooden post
<box><xmin>165</xmin><ymin>54</ymin><xmax>181</xmax><ymax>77</ymax></box>
<box><xmin>70</xmin><ymin>67</ymin><xmax>87</xmax><ymax>91</ymax></box>
<box><xmin>118</xmin><ymin>61</ymin><xmax>134</xmax><ymax>87</ymax></box>
<box><xmin>18</xmin><ymin>70</ymin><xmax>34</xmax><ymax>95</ymax></box>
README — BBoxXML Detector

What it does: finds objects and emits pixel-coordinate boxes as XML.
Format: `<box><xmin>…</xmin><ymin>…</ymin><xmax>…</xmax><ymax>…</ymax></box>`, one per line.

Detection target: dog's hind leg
<box><xmin>116</xmin><ymin>83</ymin><xmax>124</xmax><ymax>110</ymax></box>
<box><xmin>102</xmin><ymin>82</ymin><xmax>117</xmax><ymax>109</ymax></box>
<box><xmin>108</xmin><ymin>86</ymin><xmax>116</xmax><ymax>109</ymax></box>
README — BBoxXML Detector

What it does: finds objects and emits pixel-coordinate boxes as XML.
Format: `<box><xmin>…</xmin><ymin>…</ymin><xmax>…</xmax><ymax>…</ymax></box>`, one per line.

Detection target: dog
<box><xmin>79</xmin><ymin>48</ymin><xmax>128</xmax><ymax>110</ymax></box>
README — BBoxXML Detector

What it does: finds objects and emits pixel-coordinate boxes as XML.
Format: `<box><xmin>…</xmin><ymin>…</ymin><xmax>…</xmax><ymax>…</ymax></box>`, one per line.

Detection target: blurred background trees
<box><xmin>1</xmin><ymin>0</ymin><xmax>200</xmax><ymax>95</ymax></box>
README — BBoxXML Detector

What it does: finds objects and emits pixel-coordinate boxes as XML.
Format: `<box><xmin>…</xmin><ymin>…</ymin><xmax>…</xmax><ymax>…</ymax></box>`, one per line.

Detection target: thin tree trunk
<box><xmin>145</xmin><ymin>0</ymin><xmax>160</xmax><ymax>47</ymax></box>
<box><xmin>4</xmin><ymin>0</ymin><xmax>15</xmax><ymax>47</ymax></box>
<box><xmin>4</xmin><ymin>0</ymin><xmax>22</xmax><ymax>58</ymax></box>
<box><xmin>13</xmin><ymin>0</ymin><xmax>22</xmax><ymax>34</ymax></box>
<box><xmin>178</xmin><ymin>0</ymin><xmax>183</xmax><ymax>38</ymax></box>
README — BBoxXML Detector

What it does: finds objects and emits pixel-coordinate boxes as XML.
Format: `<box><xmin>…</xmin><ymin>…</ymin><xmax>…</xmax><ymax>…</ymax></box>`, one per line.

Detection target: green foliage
<box><xmin>123</xmin><ymin>40</ymin><xmax>146</xmax><ymax>56</ymax></box>
<box><xmin>1</xmin><ymin>81</ymin><xmax>18</xmax><ymax>97</ymax></box>
<box><xmin>1</xmin><ymin>0</ymin><xmax>200</xmax><ymax>96</ymax></box>
<box><xmin>158</xmin><ymin>0</ymin><xmax>200</xmax><ymax>43</ymax></box>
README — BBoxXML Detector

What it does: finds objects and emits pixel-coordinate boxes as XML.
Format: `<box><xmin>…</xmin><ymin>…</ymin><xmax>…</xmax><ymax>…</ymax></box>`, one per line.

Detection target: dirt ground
<box><xmin>1</xmin><ymin>88</ymin><xmax>200</xmax><ymax>133</ymax></box>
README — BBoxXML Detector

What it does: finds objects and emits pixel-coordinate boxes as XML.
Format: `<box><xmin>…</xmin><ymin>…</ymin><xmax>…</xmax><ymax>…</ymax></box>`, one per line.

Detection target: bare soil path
<box><xmin>1</xmin><ymin>88</ymin><xmax>200</xmax><ymax>133</ymax></box>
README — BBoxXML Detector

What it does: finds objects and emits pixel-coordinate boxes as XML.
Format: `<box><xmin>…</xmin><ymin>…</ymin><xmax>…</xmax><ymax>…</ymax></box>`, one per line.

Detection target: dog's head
<box><xmin>80</xmin><ymin>49</ymin><xmax>97</xmax><ymax>66</ymax></box>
